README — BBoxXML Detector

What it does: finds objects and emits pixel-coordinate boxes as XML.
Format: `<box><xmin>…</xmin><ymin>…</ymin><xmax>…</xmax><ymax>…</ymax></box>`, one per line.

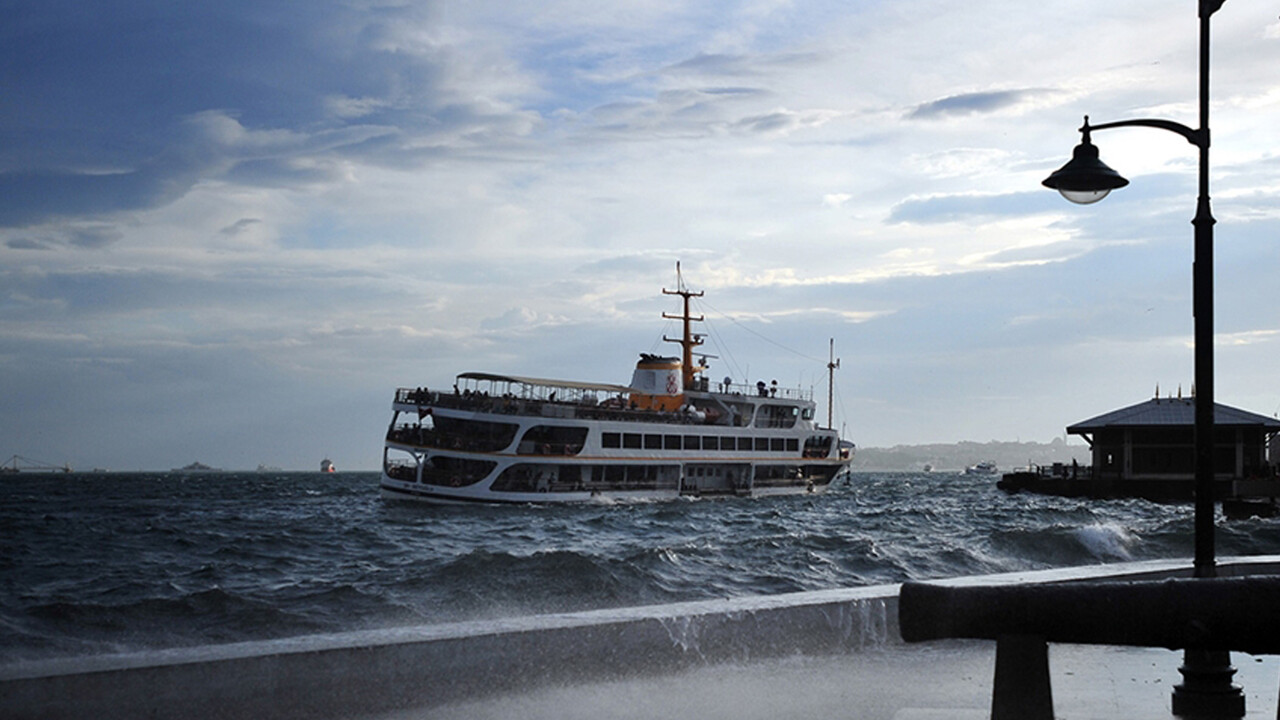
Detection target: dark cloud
<box><xmin>66</xmin><ymin>226</ymin><xmax>123</xmax><ymax>249</ymax></box>
<box><xmin>908</xmin><ymin>89</ymin><xmax>1044</xmax><ymax>120</ymax></box>
<box><xmin>6</xmin><ymin>237</ymin><xmax>53</xmax><ymax>251</ymax></box>
<box><xmin>733</xmin><ymin>112</ymin><xmax>798</xmax><ymax>134</ymax></box>
<box><xmin>665</xmin><ymin>51</ymin><xmax>822</xmax><ymax>77</ymax></box>
<box><xmin>0</xmin><ymin>167</ymin><xmax>193</xmax><ymax>227</ymax></box>
<box><xmin>0</xmin><ymin>1</ymin><xmax>516</xmax><ymax>228</ymax></box>
<box><xmin>220</xmin><ymin>218</ymin><xmax>262</xmax><ymax>236</ymax></box>
<box><xmin>667</xmin><ymin>53</ymin><xmax>763</xmax><ymax>76</ymax></box>
<box><xmin>2</xmin><ymin>225</ymin><xmax>120</xmax><ymax>250</ymax></box>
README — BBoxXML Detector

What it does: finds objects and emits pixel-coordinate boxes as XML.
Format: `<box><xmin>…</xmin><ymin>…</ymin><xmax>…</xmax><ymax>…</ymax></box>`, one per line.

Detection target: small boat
<box><xmin>320</xmin><ymin>458</ymin><xmax>336</xmax><ymax>473</ymax></box>
<box><xmin>965</xmin><ymin>461</ymin><xmax>998</xmax><ymax>475</ymax></box>
<box><xmin>172</xmin><ymin>461</ymin><xmax>221</xmax><ymax>473</ymax></box>
<box><xmin>380</xmin><ymin>270</ymin><xmax>853</xmax><ymax>505</ymax></box>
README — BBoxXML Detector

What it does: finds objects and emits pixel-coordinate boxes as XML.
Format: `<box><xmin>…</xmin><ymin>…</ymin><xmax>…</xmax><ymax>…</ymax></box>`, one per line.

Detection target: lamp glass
<box><xmin>1059</xmin><ymin>188</ymin><xmax>1111</xmax><ymax>205</ymax></box>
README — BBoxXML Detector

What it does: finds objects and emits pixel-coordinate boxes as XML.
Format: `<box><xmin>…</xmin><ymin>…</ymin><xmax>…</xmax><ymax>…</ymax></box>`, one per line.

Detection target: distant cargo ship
<box><xmin>320</xmin><ymin>458</ymin><xmax>336</xmax><ymax>473</ymax></box>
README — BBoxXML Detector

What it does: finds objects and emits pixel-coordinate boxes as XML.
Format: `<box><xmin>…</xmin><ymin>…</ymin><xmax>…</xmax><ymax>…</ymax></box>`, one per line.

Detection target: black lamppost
<box><xmin>1042</xmin><ymin>1</ymin><xmax>1244</xmax><ymax>716</ymax></box>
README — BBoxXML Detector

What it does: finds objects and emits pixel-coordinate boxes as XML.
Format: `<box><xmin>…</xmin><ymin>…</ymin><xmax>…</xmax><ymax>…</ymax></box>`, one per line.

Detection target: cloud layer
<box><xmin>3</xmin><ymin>0</ymin><xmax>1279</xmax><ymax>470</ymax></box>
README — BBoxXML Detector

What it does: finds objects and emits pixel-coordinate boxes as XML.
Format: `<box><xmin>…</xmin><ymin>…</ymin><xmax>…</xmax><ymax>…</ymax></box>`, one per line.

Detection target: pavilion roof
<box><xmin>1067</xmin><ymin>398</ymin><xmax>1280</xmax><ymax>434</ymax></box>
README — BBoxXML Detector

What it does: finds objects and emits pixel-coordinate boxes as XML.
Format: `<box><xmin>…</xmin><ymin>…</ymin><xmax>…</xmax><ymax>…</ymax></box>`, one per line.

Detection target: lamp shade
<box><xmin>1042</xmin><ymin>136</ymin><xmax>1129</xmax><ymax>205</ymax></box>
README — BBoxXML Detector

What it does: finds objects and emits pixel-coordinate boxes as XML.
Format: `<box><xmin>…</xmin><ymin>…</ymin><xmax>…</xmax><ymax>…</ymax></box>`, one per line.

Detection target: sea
<box><xmin>5</xmin><ymin>470</ymin><xmax>1280</xmax><ymax>664</ymax></box>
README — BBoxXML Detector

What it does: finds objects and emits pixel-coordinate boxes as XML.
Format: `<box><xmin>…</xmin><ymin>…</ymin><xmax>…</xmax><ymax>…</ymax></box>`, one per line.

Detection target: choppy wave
<box><xmin>1</xmin><ymin>470</ymin><xmax>1275</xmax><ymax>661</ymax></box>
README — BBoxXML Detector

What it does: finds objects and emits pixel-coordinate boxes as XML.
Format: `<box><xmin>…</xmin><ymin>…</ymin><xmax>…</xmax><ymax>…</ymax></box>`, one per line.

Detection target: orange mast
<box><xmin>662</xmin><ymin>262</ymin><xmax>704</xmax><ymax>390</ymax></box>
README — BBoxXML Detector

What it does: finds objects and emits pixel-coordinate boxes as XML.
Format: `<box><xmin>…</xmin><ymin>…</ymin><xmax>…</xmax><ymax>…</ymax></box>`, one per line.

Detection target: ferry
<box><xmin>380</xmin><ymin>275</ymin><xmax>853</xmax><ymax>504</ymax></box>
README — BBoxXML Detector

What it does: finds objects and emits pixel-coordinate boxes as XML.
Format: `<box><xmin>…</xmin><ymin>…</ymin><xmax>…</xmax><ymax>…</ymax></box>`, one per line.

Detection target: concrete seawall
<box><xmin>5</xmin><ymin>556</ymin><xmax>1279</xmax><ymax>719</ymax></box>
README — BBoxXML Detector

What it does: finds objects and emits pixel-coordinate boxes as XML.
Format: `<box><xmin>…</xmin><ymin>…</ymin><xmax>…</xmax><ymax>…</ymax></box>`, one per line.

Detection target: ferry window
<box><xmin>623</xmin><ymin>433</ymin><xmax>642</xmax><ymax>449</ymax></box>
<box><xmin>606</xmin><ymin>466</ymin><xmax>625</xmax><ymax>483</ymax></box>
<box><xmin>802</xmin><ymin>408</ymin><xmax>814</xmax><ymax>420</ymax></box>
<box><xmin>664</xmin><ymin>435</ymin><xmax>681</xmax><ymax>450</ymax></box>
<box><xmin>644</xmin><ymin>434</ymin><xmax>662</xmax><ymax>450</ymax></box>
<box><xmin>602</xmin><ymin>433</ymin><xmax>621</xmax><ymax>449</ymax></box>
<box><xmin>683</xmin><ymin>436</ymin><xmax>700</xmax><ymax>450</ymax></box>
<box><xmin>786</xmin><ymin>438</ymin><xmax>799</xmax><ymax>452</ymax></box>
<box><xmin>755</xmin><ymin>437</ymin><xmax>769</xmax><ymax>452</ymax></box>
<box><xmin>739</xmin><ymin>437</ymin><xmax>753</xmax><ymax>451</ymax></box>
<box><xmin>702</xmin><ymin>436</ymin><xmax>719</xmax><ymax>450</ymax></box>
<box><xmin>770</xmin><ymin>438</ymin><xmax>785</xmax><ymax>452</ymax></box>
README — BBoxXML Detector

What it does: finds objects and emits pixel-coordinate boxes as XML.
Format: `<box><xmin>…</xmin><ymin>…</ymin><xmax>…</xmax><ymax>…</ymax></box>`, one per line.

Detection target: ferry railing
<box><xmin>716</xmin><ymin>381</ymin><xmax>811</xmax><ymax>401</ymax></box>
<box><xmin>385</xmin><ymin>426</ymin><xmax>515</xmax><ymax>453</ymax></box>
<box><xmin>395</xmin><ymin>388</ymin><xmax>719</xmax><ymax>428</ymax></box>
<box><xmin>397</xmin><ymin>384</ymin><xmax>814</xmax><ymax>412</ymax></box>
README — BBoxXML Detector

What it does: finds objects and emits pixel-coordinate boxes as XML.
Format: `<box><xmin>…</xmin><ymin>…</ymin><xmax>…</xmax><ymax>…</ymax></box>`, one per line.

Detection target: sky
<box><xmin>2</xmin><ymin>0</ymin><xmax>1279</xmax><ymax>471</ymax></box>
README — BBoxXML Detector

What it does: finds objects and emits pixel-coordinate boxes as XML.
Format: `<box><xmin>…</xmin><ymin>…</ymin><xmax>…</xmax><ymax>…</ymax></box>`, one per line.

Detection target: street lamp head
<box><xmin>1042</xmin><ymin>120</ymin><xmax>1129</xmax><ymax>205</ymax></box>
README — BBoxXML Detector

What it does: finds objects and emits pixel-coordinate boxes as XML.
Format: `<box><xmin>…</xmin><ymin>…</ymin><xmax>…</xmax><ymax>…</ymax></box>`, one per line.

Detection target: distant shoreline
<box><xmin>849</xmin><ymin>439</ymin><xmax>1091</xmax><ymax>473</ymax></box>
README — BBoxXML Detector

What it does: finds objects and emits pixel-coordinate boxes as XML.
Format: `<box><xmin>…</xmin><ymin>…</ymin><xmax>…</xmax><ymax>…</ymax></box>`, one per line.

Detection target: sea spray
<box><xmin>1073</xmin><ymin>522</ymin><xmax>1136</xmax><ymax>561</ymax></box>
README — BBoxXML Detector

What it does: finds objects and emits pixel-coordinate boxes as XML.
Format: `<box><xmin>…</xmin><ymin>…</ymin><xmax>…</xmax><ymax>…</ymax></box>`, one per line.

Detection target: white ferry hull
<box><xmin>379</xmin><ymin>471</ymin><xmax>833</xmax><ymax>506</ymax></box>
<box><xmin>380</xmin><ymin>478</ymin><xmax>684</xmax><ymax>505</ymax></box>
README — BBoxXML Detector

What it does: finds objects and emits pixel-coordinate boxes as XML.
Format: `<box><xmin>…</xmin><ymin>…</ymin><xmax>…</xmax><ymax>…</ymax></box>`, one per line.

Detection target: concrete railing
<box><xmin>899</xmin><ymin>557</ymin><xmax>1280</xmax><ymax>720</ymax></box>
<box><xmin>5</xmin><ymin>556</ymin><xmax>1280</xmax><ymax>719</ymax></box>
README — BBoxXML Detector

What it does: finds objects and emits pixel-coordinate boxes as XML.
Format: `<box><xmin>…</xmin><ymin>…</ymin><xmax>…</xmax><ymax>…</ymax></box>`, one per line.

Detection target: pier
<box><xmin>1</xmin><ymin>455</ymin><xmax>71</xmax><ymax>474</ymax></box>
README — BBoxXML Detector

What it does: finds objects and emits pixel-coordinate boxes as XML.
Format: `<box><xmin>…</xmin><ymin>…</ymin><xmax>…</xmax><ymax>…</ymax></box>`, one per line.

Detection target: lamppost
<box><xmin>1041</xmin><ymin>1</ymin><xmax>1244</xmax><ymax>716</ymax></box>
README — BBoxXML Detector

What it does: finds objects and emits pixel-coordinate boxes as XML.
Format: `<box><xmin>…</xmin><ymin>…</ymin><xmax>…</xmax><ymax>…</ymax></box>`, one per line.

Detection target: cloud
<box><xmin>479</xmin><ymin>306</ymin><xmax>574</xmax><ymax>331</ymax></box>
<box><xmin>66</xmin><ymin>226</ymin><xmax>123</xmax><ymax>249</ymax></box>
<box><xmin>3</xmin><ymin>0</ymin><xmax>1279</xmax><ymax>469</ymax></box>
<box><xmin>664</xmin><ymin>51</ymin><xmax>823</xmax><ymax>78</ymax></box>
<box><xmin>908</xmin><ymin>89</ymin><xmax>1050</xmax><ymax>120</ymax></box>
<box><xmin>887</xmin><ymin>191</ymin><xmax>1064</xmax><ymax>224</ymax></box>
<box><xmin>0</xmin><ymin>2</ymin><xmax>540</xmax><ymax>228</ymax></box>
<box><xmin>220</xmin><ymin>219</ymin><xmax>262</xmax><ymax>236</ymax></box>
<box><xmin>2</xmin><ymin>225</ymin><xmax>122</xmax><ymax>251</ymax></box>
<box><xmin>5</xmin><ymin>237</ymin><xmax>53</xmax><ymax>251</ymax></box>
<box><xmin>0</xmin><ymin>168</ymin><xmax>193</xmax><ymax>228</ymax></box>
<box><xmin>730</xmin><ymin>108</ymin><xmax>838</xmax><ymax>135</ymax></box>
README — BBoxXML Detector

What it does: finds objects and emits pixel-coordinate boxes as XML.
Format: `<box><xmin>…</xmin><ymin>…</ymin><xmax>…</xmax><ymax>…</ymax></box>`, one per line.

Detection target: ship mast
<box><xmin>827</xmin><ymin>338</ymin><xmax>840</xmax><ymax>430</ymax></box>
<box><xmin>662</xmin><ymin>262</ymin><xmax>704</xmax><ymax>390</ymax></box>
